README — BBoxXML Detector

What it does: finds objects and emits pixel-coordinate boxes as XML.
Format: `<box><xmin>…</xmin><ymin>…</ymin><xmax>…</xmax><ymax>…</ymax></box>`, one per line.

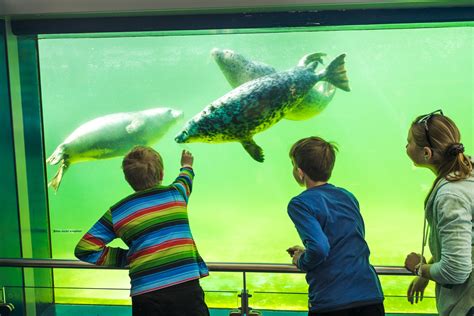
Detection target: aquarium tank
<box><xmin>38</xmin><ymin>24</ymin><xmax>473</xmax><ymax>314</ymax></box>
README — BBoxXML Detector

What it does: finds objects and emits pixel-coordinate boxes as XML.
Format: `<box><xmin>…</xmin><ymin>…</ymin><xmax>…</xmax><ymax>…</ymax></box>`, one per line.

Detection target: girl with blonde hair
<box><xmin>404</xmin><ymin>110</ymin><xmax>473</xmax><ymax>316</ymax></box>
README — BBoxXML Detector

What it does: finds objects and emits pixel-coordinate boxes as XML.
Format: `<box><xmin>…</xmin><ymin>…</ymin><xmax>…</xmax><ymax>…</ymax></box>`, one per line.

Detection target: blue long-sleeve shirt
<box><xmin>288</xmin><ymin>183</ymin><xmax>384</xmax><ymax>312</ymax></box>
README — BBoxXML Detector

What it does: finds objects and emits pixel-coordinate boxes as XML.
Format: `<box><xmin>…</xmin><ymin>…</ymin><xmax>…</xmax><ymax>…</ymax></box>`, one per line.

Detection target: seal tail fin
<box><xmin>241</xmin><ymin>139</ymin><xmax>264</xmax><ymax>162</ymax></box>
<box><xmin>48</xmin><ymin>161</ymin><xmax>69</xmax><ymax>192</ymax></box>
<box><xmin>323</xmin><ymin>54</ymin><xmax>350</xmax><ymax>92</ymax></box>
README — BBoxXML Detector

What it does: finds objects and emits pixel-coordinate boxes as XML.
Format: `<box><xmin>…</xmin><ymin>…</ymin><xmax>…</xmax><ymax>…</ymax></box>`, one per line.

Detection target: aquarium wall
<box><xmin>1</xmin><ymin>24</ymin><xmax>55</xmax><ymax>315</ymax></box>
<box><xmin>35</xmin><ymin>23</ymin><xmax>473</xmax><ymax>313</ymax></box>
<box><xmin>0</xmin><ymin>19</ymin><xmax>26</xmax><ymax>316</ymax></box>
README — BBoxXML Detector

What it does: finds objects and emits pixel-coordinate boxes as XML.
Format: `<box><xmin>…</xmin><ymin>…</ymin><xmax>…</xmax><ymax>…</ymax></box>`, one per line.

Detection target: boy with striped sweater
<box><xmin>75</xmin><ymin>147</ymin><xmax>209</xmax><ymax>316</ymax></box>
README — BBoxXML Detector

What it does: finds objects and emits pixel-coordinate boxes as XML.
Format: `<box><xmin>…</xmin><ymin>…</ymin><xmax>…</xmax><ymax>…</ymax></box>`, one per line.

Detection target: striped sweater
<box><xmin>74</xmin><ymin>167</ymin><xmax>209</xmax><ymax>296</ymax></box>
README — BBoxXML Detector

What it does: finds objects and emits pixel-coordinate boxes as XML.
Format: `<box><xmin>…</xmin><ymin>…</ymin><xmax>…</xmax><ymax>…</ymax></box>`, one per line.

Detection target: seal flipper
<box><xmin>241</xmin><ymin>139</ymin><xmax>264</xmax><ymax>162</ymax></box>
<box><xmin>126</xmin><ymin>117</ymin><xmax>145</xmax><ymax>134</ymax></box>
<box><xmin>48</xmin><ymin>160</ymin><xmax>70</xmax><ymax>192</ymax></box>
<box><xmin>298</xmin><ymin>52</ymin><xmax>326</xmax><ymax>69</ymax></box>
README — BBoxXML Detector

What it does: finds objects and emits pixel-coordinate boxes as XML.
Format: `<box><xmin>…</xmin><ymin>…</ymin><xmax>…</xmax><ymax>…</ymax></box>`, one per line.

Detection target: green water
<box><xmin>39</xmin><ymin>25</ymin><xmax>473</xmax><ymax>313</ymax></box>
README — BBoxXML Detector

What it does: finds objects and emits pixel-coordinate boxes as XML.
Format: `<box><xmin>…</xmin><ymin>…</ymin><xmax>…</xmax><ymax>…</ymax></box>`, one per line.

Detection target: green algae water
<box><xmin>39</xmin><ymin>25</ymin><xmax>473</xmax><ymax>313</ymax></box>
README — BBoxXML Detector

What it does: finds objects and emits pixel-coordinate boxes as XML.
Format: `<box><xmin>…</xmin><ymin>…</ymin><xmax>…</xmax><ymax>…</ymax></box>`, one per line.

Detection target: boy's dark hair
<box><xmin>122</xmin><ymin>146</ymin><xmax>164</xmax><ymax>191</ymax></box>
<box><xmin>290</xmin><ymin>136</ymin><xmax>338</xmax><ymax>182</ymax></box>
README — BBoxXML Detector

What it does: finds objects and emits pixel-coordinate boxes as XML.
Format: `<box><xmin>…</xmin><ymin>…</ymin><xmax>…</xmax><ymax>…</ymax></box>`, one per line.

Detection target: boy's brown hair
<box><xmin>290</xmin><ymin>136</ymin><xmax>338</xmax><ymax>182</ymax></box>
<box><xmin>122</xmin><ymin>146</ymin><xmax>164</xmax><ymax>191</ymax></box>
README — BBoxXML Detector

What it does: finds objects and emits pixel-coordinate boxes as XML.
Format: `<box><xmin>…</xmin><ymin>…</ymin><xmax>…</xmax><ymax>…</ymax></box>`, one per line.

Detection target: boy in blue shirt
<box><xmin>286</xmin><ymin>136</ymin><xmax>384</xmax><ymax>315</ymax></box>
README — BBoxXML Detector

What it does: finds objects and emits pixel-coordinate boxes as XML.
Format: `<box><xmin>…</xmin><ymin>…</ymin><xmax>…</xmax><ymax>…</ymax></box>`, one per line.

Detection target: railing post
<box><xmin>230</xmin><ymin>272</ymin><xmax>249</xmax><ymax>316</ymax></box>
<box><xmin>229</xmin><ymin>272</ymin><xmax>262</xmax><ymax>316</ymax></box>
<box><xmin>241</xmin><ymin>272</ymin><xmax>249</xmax><ymax>315</ymax></box>
<box><xmin>0</xmin><ymin>286</ymin><xmax>15</xmax><ymax>315</ymax></box>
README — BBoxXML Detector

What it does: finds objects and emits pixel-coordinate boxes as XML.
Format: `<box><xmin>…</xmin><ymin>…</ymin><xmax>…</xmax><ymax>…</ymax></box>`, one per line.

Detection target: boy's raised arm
<box><xmin>75</xmin><ymin>209</ymin><xmax>128</xmax><ymax>268</ymax></box>
<box><xmin>172</xmin><ymin>150</ymin><xmax>195</xmax><ymax>203</ymax></box>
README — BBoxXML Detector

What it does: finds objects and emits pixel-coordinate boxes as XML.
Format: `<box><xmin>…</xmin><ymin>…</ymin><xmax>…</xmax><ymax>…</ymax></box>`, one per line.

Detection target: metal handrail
<box><xmin>0</xmin><ymin>258</ymin><xmax>413</xmax><ymax>316</ymax></box>
<box><xmin>0</xmin><ymin>258</ymin><xmax>411</xmax><ymax>275</ymax></box>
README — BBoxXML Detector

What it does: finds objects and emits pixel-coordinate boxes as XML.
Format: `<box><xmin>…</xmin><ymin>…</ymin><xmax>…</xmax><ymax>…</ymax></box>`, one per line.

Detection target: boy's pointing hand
<box><xmin>181</xmin><ymin>150</ymin><xmax>194</xmax><ymax>168</ymax></box>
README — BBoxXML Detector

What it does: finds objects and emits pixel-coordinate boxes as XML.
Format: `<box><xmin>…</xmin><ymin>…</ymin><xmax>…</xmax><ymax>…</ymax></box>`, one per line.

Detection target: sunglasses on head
<box><xmin>416</xmin><ymin>109</ymin><xmax>444</xmax><ymax>148</ymax></box>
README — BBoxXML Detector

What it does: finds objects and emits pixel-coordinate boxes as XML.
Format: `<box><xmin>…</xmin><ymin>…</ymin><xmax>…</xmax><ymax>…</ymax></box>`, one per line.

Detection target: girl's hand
<box><xmin>181</xmin><ymin>150</ymin><xmax>194</xmax><ymax>168</ymax></box>
<box><xmin>407</xmin><ymin>276</ymin><xmax>429</xmax><ymax>304</ymax></box>
<box><xmin>405</xmin><ymin>252</ymin><xmax>426</xmax><ymax>273</ymax></box>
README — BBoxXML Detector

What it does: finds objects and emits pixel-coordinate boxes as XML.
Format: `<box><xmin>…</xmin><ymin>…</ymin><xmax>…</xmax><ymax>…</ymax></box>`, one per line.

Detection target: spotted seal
<box><xmin>175</xmin><ymin>53</ymin><xmax>349</xmax><ymax>162</ymax></box>
<box><xmin>47</xmin><ymin>107</ymin><xmax>183</xmax><ymax>191</ymax></box>
<box><xmin>211</xmin><ymin>48</ymin><xmax>336</xmax><ymax>121</ymax></box>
